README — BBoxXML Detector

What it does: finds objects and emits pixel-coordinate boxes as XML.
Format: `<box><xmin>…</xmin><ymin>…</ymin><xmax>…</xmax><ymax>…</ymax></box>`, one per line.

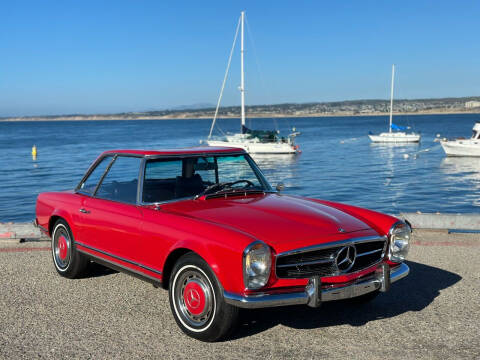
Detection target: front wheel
<box><xmin>168</xmin><ymin>253</ymin><xmax>239</xmax><ymax>342</ymax></box>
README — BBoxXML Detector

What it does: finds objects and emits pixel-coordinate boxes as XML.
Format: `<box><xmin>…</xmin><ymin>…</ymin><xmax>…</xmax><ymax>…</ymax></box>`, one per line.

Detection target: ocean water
<box><xmin>1</xmin><ymin>113</ymin><xmax>479</xmax><ymax>222</ymax></box>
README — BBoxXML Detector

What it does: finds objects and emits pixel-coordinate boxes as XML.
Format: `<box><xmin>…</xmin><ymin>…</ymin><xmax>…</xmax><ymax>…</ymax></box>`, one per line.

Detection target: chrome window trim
<box><xmin>144</xmin><ymin>151</ymin><xmax>246</xmax><ymax>159</ymax></box>
<box><xmin>75</xmin><ymin>154</ymin><xmax>116</xmax><ymax>194</ymax></box>
<box><xmin>91</xmin><ymin>155</ymin><xmax>143</xmax><ymax>205</ymax></box>
<box><xmin>139</xmin><ymin>153</ymin><xmax>274</xmax><ymax>206</ymax></box>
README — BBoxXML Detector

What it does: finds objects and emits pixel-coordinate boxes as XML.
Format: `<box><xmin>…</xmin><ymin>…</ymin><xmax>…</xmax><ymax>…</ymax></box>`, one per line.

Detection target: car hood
<box><xmin>161</xmin><ymin>194</ymin><xmax>374</xmax><ymax>249</ymax></box>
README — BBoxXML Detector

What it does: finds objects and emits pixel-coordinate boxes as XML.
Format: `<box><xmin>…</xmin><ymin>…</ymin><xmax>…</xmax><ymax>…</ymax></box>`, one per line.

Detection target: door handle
<box><xmin>79</xmin><ymin>208</ymin><xmax>91</xmax><ymax>214</ymax></box>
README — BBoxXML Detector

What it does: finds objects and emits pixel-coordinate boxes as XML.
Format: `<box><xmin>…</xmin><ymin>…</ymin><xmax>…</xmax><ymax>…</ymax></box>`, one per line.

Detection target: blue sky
<box><xmin>1</xmin><ymin>0</ymin><xmax>479</xmax><ymax>116</ymax></box>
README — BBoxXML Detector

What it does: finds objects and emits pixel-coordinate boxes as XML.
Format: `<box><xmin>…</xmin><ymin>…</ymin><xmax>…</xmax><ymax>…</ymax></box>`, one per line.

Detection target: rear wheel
<box><xmin>51</xmin><ymin>219</ymin><xmax>88</xmax><ymax>278</ymax></box>
<box><xmin>168</xmin><ymin>253</ymin><xmax>239</xmax><ymax>342</ymax></box>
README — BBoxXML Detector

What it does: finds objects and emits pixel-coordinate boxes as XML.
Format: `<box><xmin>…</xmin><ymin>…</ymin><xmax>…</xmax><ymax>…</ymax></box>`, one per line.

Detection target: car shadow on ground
<box><xmin>232</xmin><ymin>261</ymin><xmax>461</xmax><ymax>340</ymax></box>
<box><xmin>80</xmin><ymin>261</ymin><xmax>118</xmax><ymax>278</ymax></box>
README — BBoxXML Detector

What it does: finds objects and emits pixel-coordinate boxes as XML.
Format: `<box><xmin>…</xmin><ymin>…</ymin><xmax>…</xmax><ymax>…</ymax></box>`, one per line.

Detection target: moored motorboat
<box><xmin>440</xmin><ymin>122</ymin><xmax>480</xmax><ymax>156</ymax></box>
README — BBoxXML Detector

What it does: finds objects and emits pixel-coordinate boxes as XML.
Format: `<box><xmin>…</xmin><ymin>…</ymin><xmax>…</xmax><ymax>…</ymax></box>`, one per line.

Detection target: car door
<box><xmin>79</xmin><ymin>155</ymin><xmax>144</xmax><ymax>265</ymax></box>
<box><xmin>74</xmin><ymin>155</ymin><xmax>114</xmax><ymax>241</ymax></box>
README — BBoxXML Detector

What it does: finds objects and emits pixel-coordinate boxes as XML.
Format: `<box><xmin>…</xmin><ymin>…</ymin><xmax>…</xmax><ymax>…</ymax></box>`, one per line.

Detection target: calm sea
<box><xmin>1</xmin><ymin>113</ymin><xmax>479</xmax><ymax>222</ymax></box>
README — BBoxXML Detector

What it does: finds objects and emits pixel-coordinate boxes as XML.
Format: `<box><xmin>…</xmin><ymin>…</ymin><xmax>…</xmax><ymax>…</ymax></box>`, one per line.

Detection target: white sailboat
<box><xmin>369</xmin><ymin>65</ymin><xmax>421</xmax><ymax>143</ymax></box>
<box><xmin>205</xmin><ymin>11</ymin><xmax>300</xmax><ymax>154</ymax></box>
<box><xmin>440</xmin><ymin>122</ymin><xmax>480</xmax><ymax>156</ymax></box>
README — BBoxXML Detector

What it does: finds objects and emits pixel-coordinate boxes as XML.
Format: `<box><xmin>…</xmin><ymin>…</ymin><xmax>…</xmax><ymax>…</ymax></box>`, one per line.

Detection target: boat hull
<box><xmin>206</xmin><ymin>140</ymin><xmax>298</xmax><ymax>154</ymax></box>
<box><xmin>369</xmin><ymin>132</ymin><xmax>421</xmax><ymax>143</ymax></box>
<box><xmin>441</xmin><ymin>140</ymin><xmax>480</xmax><ymax>157</ymax></box>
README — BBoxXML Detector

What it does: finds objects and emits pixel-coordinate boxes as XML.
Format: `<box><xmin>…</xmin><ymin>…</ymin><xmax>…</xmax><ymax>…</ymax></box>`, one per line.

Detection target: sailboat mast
<box><xmin>240</xmin><ymin>11</ymin><xmax>246</xmax><ymax>133</ymax></box>
<box><xmin>389</xmin><ymin>64</ymin><xmax>395</xmax><ymax>133</ymax></box>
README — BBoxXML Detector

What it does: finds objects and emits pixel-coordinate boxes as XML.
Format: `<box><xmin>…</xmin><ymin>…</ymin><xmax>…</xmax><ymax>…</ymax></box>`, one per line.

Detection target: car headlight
<box><xmin>243</xmin><ymin>241</ymin><xmax>272</xmax><ymax>289</ymax></box>
<box><xmin>388</xmin><ymin>222</ymin><xmax>411</xmax><ymax>262</ymax></box>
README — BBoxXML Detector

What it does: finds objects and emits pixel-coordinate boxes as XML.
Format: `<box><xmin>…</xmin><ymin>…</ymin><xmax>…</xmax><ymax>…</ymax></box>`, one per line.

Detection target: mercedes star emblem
<box><xmin>335</xmin><ymin>245</ymin><xmax>356</xmax><ymax>272</ymax></box>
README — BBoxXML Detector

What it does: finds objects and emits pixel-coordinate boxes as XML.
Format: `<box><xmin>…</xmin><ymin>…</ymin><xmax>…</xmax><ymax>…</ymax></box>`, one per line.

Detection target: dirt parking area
<box><xmin>0</xmin><ymin>230</ymin><xmax>478</xmax><ymax>359</ymax></box>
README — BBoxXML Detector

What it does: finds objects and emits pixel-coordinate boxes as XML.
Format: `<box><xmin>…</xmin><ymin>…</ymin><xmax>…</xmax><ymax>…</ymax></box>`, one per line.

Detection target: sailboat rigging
<box><xmin>204</xmin><ymin>11</ymin><xmax>300</xmax><ymax>154</ymax></box>
<box><xmin>368</xmin><ymin>64</ymin><xmax>421</xmax><ymax>143</ymax></box>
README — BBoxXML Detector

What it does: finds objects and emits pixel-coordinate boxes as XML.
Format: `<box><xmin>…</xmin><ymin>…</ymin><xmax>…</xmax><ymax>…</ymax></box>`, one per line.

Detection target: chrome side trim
<box><xmin>84</xmin><ymin>251</ymin><xmax>162</xmax><ymax>285</ymax></box>
<box><xmin>76</xmin><ymin>241</ymin><xmax>162</xmax><ymax>275</ymax></box>
<box><xmin>224</xmin><ymin>263</ymin><xmax>409</xmax><ymax>309</ymax></box>
<box><xmin>277</xmin><ymin>235</ymin><xmax>387</xmax><ymax>258</ymax></box>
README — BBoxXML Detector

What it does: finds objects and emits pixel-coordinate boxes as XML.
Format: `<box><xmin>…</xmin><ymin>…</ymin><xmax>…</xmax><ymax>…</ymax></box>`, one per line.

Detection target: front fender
<box><xmin>310</xmin><ymin>199</ymin><xmax>400</xmax><ymax>236</ymax></box>
<box><xmin>165</xmin><ymin>237</ymin><xmax>244</xmax><ymax>293</ymax></box>
<box><xmin>142</xmin><ymin>209</ymin><xmax>256</xmax><ymax>294</ymax></box>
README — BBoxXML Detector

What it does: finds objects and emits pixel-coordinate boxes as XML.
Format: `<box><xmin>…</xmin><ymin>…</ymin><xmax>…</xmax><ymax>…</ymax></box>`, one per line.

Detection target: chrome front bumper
<box><xmin>224</xmin><ymin>263</ymin><xmax>409</xmax><ymax>309</ymax></box>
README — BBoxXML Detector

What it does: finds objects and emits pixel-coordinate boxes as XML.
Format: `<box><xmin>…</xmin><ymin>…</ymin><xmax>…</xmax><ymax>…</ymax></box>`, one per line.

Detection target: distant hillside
<box><xmin>2</xmin><ymin>96</ymin><xmax>480</xmax><ymax>121</ymax></box>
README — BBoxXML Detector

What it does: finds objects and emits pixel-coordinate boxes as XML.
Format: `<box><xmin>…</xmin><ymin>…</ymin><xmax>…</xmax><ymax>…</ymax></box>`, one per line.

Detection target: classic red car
<box><xmin>35</xmin><ymin>147</ymin><xmax>410</xmax><ymax>341</ymax></box>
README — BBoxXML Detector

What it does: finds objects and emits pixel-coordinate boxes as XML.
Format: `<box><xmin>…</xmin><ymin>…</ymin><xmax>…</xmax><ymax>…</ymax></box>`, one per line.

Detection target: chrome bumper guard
<box><xmin>224</xmin><ymin>263</ymin><xmax>409</xmax><ymax>309</ymax></box>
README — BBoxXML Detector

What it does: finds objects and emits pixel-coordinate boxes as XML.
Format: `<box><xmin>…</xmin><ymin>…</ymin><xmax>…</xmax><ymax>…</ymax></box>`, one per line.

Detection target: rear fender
<box><xmin>49</xmin><ymin>209</ymin><xmax>76</xmax><ymax>238</ymax></box>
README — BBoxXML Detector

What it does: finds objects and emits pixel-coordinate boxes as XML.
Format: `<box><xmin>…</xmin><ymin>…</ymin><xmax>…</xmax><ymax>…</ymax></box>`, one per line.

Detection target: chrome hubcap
<box><xmin>175</xmin><ymin>270</ymin><xmax>213</xmax><ymax>328</ymax></box>
<box><xmin>53</xmin><ymin>226</ymin><xmax>71</xmax><ymax>269</ymax></box>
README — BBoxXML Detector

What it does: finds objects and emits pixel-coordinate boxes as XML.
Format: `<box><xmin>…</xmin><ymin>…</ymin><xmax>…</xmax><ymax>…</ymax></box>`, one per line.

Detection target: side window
<box><xmin>142</xmin><ymin>157</ymin><xmax>215</xmax><ymax>203</ymax></box>
<box><xmin>193</xmin><ymin>157</ymin><xmax>216</xmax><ymax>185</ymax></box>
<box><xmin>79</xmin><ymin>156</ymin><xmax>113</xmax><ymax>195</ymax></box>
<box><xmin>142</xmin><ymin>159</ymin><xmax>183</xmax><ymax>203</ymax></box>
<box><xmin>96</xmin><ymin>156</ymin><xmax>141</xmax><ymax>204</ymax></box>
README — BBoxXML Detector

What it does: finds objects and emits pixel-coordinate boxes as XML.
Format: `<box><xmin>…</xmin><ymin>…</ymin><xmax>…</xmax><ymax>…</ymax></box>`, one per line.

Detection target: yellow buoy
<box><xmin>32</xmin><ymin>145</ymin><xmax>37</xmax><ymax>160</ymax></box>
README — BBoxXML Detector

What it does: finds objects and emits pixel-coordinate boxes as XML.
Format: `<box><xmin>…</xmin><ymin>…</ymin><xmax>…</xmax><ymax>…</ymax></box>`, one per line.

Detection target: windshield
<box><xmin>142</xmin><ymin>154</ymin><xmax>272</xmax><ymax>203</ymax></box>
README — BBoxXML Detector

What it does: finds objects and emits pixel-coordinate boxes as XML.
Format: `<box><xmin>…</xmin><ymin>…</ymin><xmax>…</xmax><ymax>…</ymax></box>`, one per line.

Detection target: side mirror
<box><xmin>276</xmin><ymin>183</ymin><xmax>285</xmax><ymax>192</ymax></box>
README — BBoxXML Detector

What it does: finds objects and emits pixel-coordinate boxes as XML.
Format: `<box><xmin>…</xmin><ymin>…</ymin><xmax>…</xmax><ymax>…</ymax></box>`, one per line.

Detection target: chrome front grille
<box><xmin>275</xmin><ymin>236</ymin><xmax>387</xmax><ymax>279</ymax></box>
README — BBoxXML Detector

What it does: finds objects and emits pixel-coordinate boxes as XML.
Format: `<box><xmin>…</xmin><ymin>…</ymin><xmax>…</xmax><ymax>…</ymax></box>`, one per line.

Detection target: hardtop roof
<box><xmin>101</xmin><ymin>146</ymin><xmax>245</xmax><ymax>157</ymax></box>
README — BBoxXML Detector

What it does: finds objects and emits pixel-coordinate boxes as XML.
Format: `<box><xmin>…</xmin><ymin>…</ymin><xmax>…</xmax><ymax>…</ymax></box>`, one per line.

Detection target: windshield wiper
<box><xmin>195</xmin><ymin>181</ymin><xmax>269</xmax><ymax>200</ymax></box>
<box><xmin>204</xmin><ymin>188</ymin><xmax>267</xmax><ymax>199</ymax></box>
<box><xmin>194</xmin><ymin>182</ymin><xmax>232</xmax><ymax>200</ymax></box>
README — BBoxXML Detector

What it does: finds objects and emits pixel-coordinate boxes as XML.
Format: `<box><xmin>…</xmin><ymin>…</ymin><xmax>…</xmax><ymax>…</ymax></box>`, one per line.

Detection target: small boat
<box><xmin>440</xmin><ymin>122</ymin><xmax>480</xmax><ymax>156</ymax></box>
<box><xmin>204</xmin><ymin>11</ymin><xmax>300</xmax><ymax>154</ymax></box>
<box><xmin>369</xmin><ymin>65</ymin><xmax>421</xmax><ymax>143</ymax></box>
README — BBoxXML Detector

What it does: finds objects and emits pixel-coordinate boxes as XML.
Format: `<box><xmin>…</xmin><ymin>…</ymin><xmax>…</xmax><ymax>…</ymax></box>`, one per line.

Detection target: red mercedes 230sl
<box><xmin>35</xmin><ymin>147</ymin><xmax>410</xmax><ymax>341</ymax></box>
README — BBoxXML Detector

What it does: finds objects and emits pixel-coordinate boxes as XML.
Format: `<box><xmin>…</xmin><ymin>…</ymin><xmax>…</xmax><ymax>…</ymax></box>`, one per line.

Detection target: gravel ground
<box><xmin>0</xmin><ymin>230</ymin><xmax>478</xmax><ymax>359</ymax></box>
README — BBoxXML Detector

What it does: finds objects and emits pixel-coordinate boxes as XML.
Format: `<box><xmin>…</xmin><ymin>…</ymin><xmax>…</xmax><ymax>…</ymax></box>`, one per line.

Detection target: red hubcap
<box><xmin>183</xmin><ymin>281</ymin><xmax>206</xmax><ymax>315</ymax></box>
<box><xmin>58</xmin><ymin>235</ymin><xmax>68</xmax><ymax>260</ymax></box>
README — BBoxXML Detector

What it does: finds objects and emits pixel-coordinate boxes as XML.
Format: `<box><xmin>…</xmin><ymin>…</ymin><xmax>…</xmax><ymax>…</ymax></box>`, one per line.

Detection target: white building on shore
<box><xmin>465</xmin><ymin>101</ymin><xmax>480</xmax><ymax>108</ymax></box>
